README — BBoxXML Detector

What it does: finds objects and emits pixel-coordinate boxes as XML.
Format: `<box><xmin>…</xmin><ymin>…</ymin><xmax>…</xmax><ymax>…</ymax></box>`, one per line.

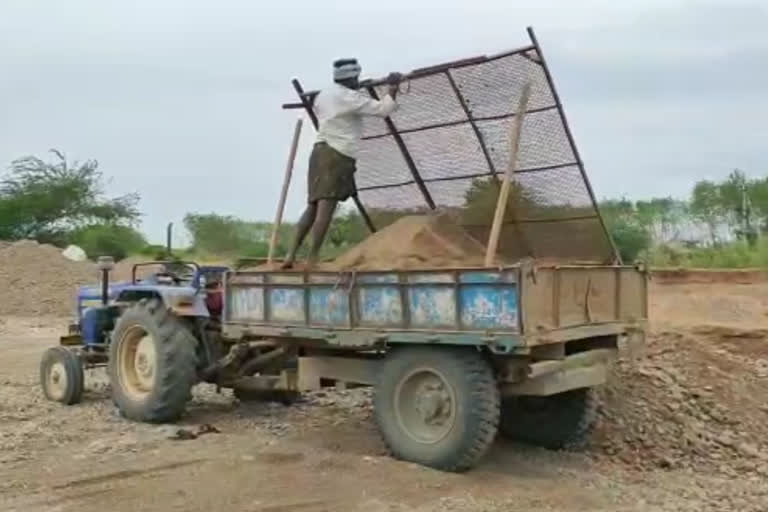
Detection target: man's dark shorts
<box><xmin>308</xmin><ymin>142</ymin><xmax>357</xmax><ymax>203</ymax></box>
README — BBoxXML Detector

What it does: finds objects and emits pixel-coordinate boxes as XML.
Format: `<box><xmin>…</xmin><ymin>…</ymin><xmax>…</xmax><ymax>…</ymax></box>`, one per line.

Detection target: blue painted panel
<box><xmin>269</xmin><ymin>288</ymin><xmax>305</xmax><ymax>323</ymax></box>
<box><xmin>460</xmin><ymin>284</ymin><xmax>518</xmax><ymax>329</ymax></box>
<box><xmin>409</xmin><ymin>286</ymin><xmax>456</xmax><ymax>328</ymax></box>
<box><xmin>359</xmin><ymin>285</ymin><xmax>403</xmax><ymax>326</ymax></box>
<box><xmin>309</xmin><ymin>287</ymin><xmax>350</xmax><ymax>326</ymax></box>
<box><xmin>459</xmin><ymin>271</ymin><xmax>515</xmax><ymax>284</ymax></box>
<box><xmin>358</xmin><ymin>274</ymin><xmax>398</xmax><ymax>284</ymax></box>
<box><xmin>228</xmin><ymin>287</ymin><xmax>265</xmax><ymax>322</ymax></box>
<box><xmin>408</xmin><ymin>273</ymin><xmax>454</xmax><ymax>284</ymax></box>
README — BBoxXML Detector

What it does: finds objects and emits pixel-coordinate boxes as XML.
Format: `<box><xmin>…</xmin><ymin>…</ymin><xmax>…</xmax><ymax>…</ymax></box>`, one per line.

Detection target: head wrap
<box><xmin>333</xmin><ymin>58</ymin><xmax>361</xmax><ymax>81</ymax></box>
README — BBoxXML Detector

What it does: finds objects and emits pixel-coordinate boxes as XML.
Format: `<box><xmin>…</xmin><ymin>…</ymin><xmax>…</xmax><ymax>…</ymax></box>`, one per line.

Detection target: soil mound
<box><xmin>0</xmin><ymin>240</ymin><xmax>98</xmax><ymax>316</ymax></box>
<box><xmin>593</xmin><ymin>326</ymin><xmax>768</xmax><ymax>476</ymax></box>
<box><xmin>330</xmin><ymin>214</ymin><xmax>487</xmax><ymax>270</ymax></box>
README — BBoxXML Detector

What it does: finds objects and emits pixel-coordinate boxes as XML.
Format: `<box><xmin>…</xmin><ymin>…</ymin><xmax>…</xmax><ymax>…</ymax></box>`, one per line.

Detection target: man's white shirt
<box><xmin>314</xmin><ymin>83</ymin><xmax>398</xmax><ymax>159</ymax></box>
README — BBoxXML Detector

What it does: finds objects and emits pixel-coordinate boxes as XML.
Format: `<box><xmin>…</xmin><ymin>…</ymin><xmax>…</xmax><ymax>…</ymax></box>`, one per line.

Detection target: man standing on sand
<box><xmin>282</xmin><ymin>58</ymin><xmax>402</xmax><ymax>269</ymax></box>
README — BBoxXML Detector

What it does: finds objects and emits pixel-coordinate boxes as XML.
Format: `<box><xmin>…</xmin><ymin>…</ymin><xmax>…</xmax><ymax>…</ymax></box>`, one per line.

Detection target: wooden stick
<box><xmin>485</xmin><ymin>81</ymin><xmax>532</xmax><ymax>267</ymax></box>
<box><xmin>267</xmin><ymin>118</ymin><xmax>303</xmax><ymax>264</ymax></box>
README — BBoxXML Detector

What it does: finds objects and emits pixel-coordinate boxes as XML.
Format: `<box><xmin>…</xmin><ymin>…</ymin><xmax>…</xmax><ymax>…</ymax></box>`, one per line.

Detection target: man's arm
<box><xmin>350</xmin><ymin>92</ymin><xmax>397</xmax><ymax>117</ymax></box>
<box><xmin>348</xmin><ymin>72</ymin><xmax>403</xmax><ymax>117</ymax></box>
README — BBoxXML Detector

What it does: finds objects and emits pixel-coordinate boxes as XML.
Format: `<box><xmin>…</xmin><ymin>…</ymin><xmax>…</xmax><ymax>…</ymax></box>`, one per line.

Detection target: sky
<box><xmin>1</xmin><ymin>0</ymin><xmax>766</xmax><ymax>244</ymax></box>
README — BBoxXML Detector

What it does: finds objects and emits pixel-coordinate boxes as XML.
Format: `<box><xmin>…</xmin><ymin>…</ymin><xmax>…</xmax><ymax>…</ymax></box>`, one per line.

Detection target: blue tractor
<box><xmin>39</xmin><ymin>257</ymin><xmax>296</xmax><ymax>422</ymax></box>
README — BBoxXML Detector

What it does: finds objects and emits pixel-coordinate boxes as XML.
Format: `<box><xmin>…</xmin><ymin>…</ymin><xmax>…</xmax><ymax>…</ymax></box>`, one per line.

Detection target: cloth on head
<box><xmin>334</xmin><ymin>61</ymin><xmax>361</xmax><ymax>81</ymax></box>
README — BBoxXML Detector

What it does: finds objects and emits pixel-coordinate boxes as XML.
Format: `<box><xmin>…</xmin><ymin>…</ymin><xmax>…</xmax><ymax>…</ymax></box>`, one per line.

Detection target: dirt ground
<box><xmin>1</xmin><ymin>280</ymin><xmax>768</xmax><ymax>512</ymax></box>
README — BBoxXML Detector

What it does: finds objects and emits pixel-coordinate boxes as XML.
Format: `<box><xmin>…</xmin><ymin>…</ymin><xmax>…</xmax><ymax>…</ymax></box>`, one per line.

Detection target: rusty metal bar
<box><xmin>357</xmin><ymin>161</ymin><xmax>579</xmax><ymax>192</ymax></box>
<box><xmin>290</xmin><ymin>43</ymin><xmax>538</xmax><ymax>104</ymax></box>
<box><xmin>445</xmin><ymin>69</ymin><xmax>497</xmax><ymax>181</ymax></box>
<box><xmin>366</xmin><ymin>85</ymin><xmax>436</xmax><ymax>210</ymax></box>
<box><xmin>463</xmin><ymin>214</ymin><xmax>599</xmax><ymax>226</ymax></box>
<box><xmin>526</xmin><ymin>26</ymin><xmax>621</xmax><ymax>264</ymax></box>
<box><xmin>552</xmin><ymin>268</ymin><xmax>561</xmax><ymax>328</ymax></box>
<box><xmin>360</xmin><ymin>105</ymin><xmax>557</xmax><ymax>141</ymax></box>
<box><xmin>291</xmin><ymin>79</ymin><xmax>318</xmax><ymax>128</ymax></box>
<box><xmin>352</xmin><ymin>196</ymin><xmax>376</xmax><ymax>233</ymax></box>
<box><xmin>292</xmin><ymin>78</ymin><xmax>377</xmax><ymax>233</ymax></box>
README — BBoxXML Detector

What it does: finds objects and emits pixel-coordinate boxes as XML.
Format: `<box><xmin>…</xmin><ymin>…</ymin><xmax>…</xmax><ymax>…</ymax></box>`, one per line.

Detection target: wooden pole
<box><xmin>267</xmin><ymin>118</ymin><xmax>303</xmax><ymax>264</ymax></box>
<box><xmin>485</xmin><ymin>81</ymin><xmax>532</xmax><ymax>267</ymax></box>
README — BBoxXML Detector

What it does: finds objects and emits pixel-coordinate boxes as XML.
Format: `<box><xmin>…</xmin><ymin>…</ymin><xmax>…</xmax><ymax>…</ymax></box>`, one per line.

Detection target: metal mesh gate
<box><xmin>284</xmin><ymin>27</ymin><xmax>619</xmax><ymax>264</ymax></box>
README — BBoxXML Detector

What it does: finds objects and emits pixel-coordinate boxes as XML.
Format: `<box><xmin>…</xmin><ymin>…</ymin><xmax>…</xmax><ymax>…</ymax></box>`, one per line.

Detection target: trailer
<box><xmin>219</xmin><ymin>262</ymin><xmax>647</xmax><ymax>470</ymax></box>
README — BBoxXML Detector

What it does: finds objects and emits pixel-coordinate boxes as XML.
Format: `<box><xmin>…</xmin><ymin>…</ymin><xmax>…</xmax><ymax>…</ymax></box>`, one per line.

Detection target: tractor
<box><xmin>40</xmin><ymin>257</ymin><xmax>298</xmax><ymax>423</ymax></box>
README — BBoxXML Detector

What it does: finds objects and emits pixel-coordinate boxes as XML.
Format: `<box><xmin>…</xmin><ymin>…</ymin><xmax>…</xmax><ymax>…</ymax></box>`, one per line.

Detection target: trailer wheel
<box><xmin>374</xmin><ymin>347</ymin><xmax>499</xmax><ymax>472</ymax></box>
<box><xmin>108</xmin><ymin>299</ymin><xmax>198</xmax><ymax>423</ymax></box>
<box><xmin>499</xmin><ymin>388</ymin><xmax>598</xmax><ymax>450</ymax></box>
<box><xmin>40</xmin><ymin>347</ymin><xmax>84</xmax><ymax>405</ymax></box>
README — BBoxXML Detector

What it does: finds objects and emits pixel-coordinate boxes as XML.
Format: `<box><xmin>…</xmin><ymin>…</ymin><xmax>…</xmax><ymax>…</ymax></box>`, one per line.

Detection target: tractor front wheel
<box><xmin>40</xmin><ymin>347</ymin><xmax>84</xmax><ymax>405</ymax></box>
<box><xmin>108</xmin><ymin>299</ymin><xmax>198</xmax><ymax>423</ymax></box>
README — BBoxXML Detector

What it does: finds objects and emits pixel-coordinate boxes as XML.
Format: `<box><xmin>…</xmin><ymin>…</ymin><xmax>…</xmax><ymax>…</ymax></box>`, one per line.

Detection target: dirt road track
<box><xmin>1</xmin><ymin>282</ymin><xmax>768</xmax><ymax>511</ymax></box>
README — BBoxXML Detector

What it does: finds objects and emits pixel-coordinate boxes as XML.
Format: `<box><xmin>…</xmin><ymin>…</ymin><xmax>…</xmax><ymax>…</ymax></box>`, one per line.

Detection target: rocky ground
<box><xmin>1</xmin><ymin>281</ymin><xmax>767</xmax><ymax>511</ymax></box>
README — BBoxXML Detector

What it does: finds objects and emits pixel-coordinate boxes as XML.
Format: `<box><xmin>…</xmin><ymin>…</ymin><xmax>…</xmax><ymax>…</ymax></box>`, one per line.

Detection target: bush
<box><xmin>70</xmin><ymin>224</ymin><xmax>147</xmax><ymax>261</ymax></box>
<box><xmin>606</xmin><ymin>218</ymin><xmax>650</xmax><ymax>263</ymax></box>
<box><xmin>184</xmin><ymin>213</ymin><xmax>281</xmax><ymax>258</ymax></box>
<box><xmin>647</xmin><ymin>238</ymin><xmax>768</xmax><ymax>268</ymax></box>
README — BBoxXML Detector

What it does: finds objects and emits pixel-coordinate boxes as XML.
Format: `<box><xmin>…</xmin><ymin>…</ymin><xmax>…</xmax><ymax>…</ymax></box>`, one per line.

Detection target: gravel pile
<box><xmin>0</xmin><ymin>240</ymin><xmax>98</xmax><ymax>316</ymax></box>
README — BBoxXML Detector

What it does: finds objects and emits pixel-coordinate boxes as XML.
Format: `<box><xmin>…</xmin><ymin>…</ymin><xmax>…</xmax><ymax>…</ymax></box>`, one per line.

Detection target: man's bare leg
<box><xmin>281</xmin><ymin>203</ymin><xmax>317</xmax><ymax>269</ymax></box>
<box><xmin>307</xmin><ymin>199</ymin><xmax>338</xmax><ymax>268</ymax></box>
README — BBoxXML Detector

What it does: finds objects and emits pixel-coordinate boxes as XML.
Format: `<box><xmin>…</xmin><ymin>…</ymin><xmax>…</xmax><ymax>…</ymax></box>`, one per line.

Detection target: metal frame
<box><xmin>283</xmin><ymin>26</ymin><xmax>620</xmax><ymax>263</ymax></box>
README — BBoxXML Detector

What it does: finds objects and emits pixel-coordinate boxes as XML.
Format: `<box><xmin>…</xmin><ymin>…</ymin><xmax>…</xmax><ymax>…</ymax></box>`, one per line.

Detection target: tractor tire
<box><xmin>40</xmin><ymin>347</ymin><xmax>84</xmax><ymax>405</ymax></box>
<box><xmin>108</xmin><ymin>299</ymin><xmax>198</xmax><ymax>423</ymax></box>
<box><xmin>374</xmin><ymin>347</ymin><xmax>500</xmax><ymax>472</ymax></box>
<box><xmin>499</xmin><ymin>388</ymin><xmax>598</xmax><ymax>450</ymax></box>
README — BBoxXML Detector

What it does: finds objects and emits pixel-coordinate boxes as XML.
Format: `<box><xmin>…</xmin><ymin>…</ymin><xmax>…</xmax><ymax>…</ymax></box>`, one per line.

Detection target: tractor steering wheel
<box><xmin>153</xmin><ymin>270</ymin><xmax>183</xmax><ymax>284</ymax></box>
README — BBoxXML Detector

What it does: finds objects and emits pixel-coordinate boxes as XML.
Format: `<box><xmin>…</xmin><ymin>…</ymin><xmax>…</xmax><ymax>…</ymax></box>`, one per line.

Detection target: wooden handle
<box><xmin>267</xmin><ymin>118</ymin><xmax>303</xmax><ymax>264</ymax></box>
<box><xmin>485</xmin><ymin>82</ymin><xmax>532</xmax><ymax>267</ymax></box>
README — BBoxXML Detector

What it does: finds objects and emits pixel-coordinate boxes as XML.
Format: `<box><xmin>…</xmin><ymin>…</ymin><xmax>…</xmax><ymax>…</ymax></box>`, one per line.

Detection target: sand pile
<box><xmin>330</xmin><ymin>214</ymin><xmax>487</xmax><ymax>270</ymax></box>
<box><xmin>592</xmin><ymin>326</ymin><xmax>768</xmax><ymax>476</ymax></box>
<box><xmin>0</xmin><ymin>240</ymin><xmax>98</xmax><ymax>316</ymax></box>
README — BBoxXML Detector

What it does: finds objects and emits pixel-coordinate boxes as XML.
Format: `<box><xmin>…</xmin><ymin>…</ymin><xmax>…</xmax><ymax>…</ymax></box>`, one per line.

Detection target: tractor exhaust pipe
<box><xmin>97</xmin><ymin>256</ymin><xmax>115</xmax><ymax>305</ymax></box>
<box><xmin>166</xmin><ymin>222</ymin><xmax>173</xmax><ymax>256</ymax></box>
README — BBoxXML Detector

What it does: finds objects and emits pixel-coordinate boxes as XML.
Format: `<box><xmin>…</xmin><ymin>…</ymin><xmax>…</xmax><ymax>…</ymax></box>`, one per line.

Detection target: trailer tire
<box><xmin>108</xmin><ymin>299</ymin><xmax>198</xmax><ymax>423</ymax></box>
<box><xmin>374</xmin><ymin>347</ymin><xmax>499</xmax><ymax>472</ymax></box>
<box><xmin>40</xmin><ymin>347</ymin><xmax>84</xmax><ymax>405</ymax></box>
<box><xmin>499</xmin><ymin>388</ymin><xmax>598</xmax><ymax>450</ymax></box>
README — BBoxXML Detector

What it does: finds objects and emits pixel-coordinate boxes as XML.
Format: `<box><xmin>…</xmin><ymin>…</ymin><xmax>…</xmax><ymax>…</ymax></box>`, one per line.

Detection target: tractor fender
<box><xmin>155</xmin><ymin>288</ymin><xmax>210</xmax><ymax>318</ymax></box>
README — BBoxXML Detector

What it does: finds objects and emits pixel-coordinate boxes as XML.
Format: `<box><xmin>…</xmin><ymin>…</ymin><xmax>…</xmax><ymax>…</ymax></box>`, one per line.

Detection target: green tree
<box><xmin>599</xmin><ymin>197</ymin><xmax>651</xmax><ymax>262</ymax></box>
<box><xmin>0</xmin><ymin>149</ymin><xmax>140</xmax><ymax>243</ymax></box>
<box><xmin>70</xmin><ymin>224</ymin><xmax>147</xmax><ymax>261</ymax></box>
<box><xmin>183</xmin><ymin>213</ymin><xmax>275</xmax><ymax>257</ymax></box>
<box><xmin>690</xmin><ymin>180</ymin><xmax>725</xmax><ymax>244</ymax></box>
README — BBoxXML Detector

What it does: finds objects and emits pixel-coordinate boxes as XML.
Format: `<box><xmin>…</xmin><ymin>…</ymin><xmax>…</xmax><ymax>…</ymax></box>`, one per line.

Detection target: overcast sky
<box><xmin>1</xmin><ymin>0</ymin><xmax>766</xmax><ymax>244</ymax></box>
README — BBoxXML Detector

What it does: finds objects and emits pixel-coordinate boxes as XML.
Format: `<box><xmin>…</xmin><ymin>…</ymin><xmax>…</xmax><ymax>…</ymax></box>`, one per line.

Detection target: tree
<box><xmin>690</xmin><ymin>180</ymin><xmax>725</xmax><ymax>244</ymax></box>
<box><xmin>183</xmin><ymin>213</ymin><xmax>274</xmax><ymax>257</ymax></box>
<box><xmin>0</xmin><ymin>149</ymin><xmax>140</xmax><ymax>243</ymax></box>
<box><xmin>71</xmin><ymin>224</ymin><xmax>147</xmax><ymax>261</ymax></box>
<box><xmin>599</xmin><ymin>198</ymin><xmax>651</xmax><ymax>262</ymax></box>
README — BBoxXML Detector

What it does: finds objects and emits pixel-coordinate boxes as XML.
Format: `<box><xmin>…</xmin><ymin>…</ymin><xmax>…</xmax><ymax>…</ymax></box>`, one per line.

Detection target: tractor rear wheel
<box><xmin>108</xmin><ymin>299</ymin><xmax>198</xmax><ymax>423</ymax></box>
<box><xmin>374</xmin><ymin>347</ymin><xmax>500</xmax><ymax>472</ymax></box>
<box><xmin>40</xmin><ymin>347</ymin><xmax>84</xmax><ymax>405</ymax></box>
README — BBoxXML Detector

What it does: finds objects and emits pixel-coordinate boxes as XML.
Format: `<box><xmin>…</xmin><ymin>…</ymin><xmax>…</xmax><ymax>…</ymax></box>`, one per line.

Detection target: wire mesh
<box><xmin>289</xmin><ymin>37</ymin><xmax>617</xmax><ymax>264</ymax></box>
